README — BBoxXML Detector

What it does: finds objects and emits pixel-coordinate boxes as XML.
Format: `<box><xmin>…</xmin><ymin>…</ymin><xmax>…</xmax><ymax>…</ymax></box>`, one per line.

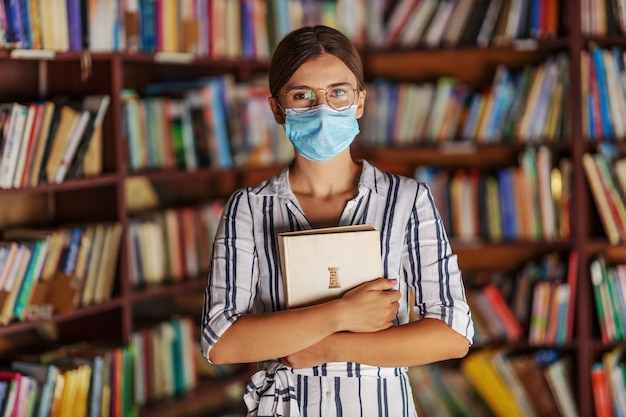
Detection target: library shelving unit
<box><xmin>0</xmin><ymin>51</ymin><xmax>271</xmax><ymax>416</ymax></box>
<box><xmin>0</xmin><ymin>1</ymin><xmax>622</xmax><ymax>416</ymax></box>
<box><xmin>354</xmin><ymin>1</ymin><xmax>618</xmax><ymax>416</ymax></box>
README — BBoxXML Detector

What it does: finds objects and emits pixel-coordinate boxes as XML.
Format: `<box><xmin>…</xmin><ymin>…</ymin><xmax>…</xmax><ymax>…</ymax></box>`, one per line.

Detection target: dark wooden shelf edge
<box><xmin>0</xmin><ymin>174</ymin><xmax>120</xmax><ymax>195</ymax></box>
<box><xmin>131</xmin><ymin>278</ymin><xmax>207</xmax><ymax>303</ymax></box>
<box><xmin>362</xmin><ymin>37</ymin><xmax>570</xmax><ymax>55</ymax></box>
<box><xmin>0</xmin><ymin>297</ymin><xmax>124</xmax><ymax>336</ymax></box>
<box><xmin>454</xmin><ymin>240</ymin><xmax>574</xmax><ymax>272</ymax></box>
<box><xmin>359</xmin><ymin>142</ymin><xmax>572</xmax><ymax>170</ymax></box>
<box><xmin>129</xmin><ymin>166</ymin><xmax>234</xmax><ymax>182</ymax></box>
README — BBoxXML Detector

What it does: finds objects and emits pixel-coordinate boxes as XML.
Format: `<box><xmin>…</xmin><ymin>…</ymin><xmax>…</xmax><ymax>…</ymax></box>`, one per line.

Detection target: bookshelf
<box><xmin>0</xmin><ymin>0</ymin><xmax>624</xmax><ymax>416</ymax></box>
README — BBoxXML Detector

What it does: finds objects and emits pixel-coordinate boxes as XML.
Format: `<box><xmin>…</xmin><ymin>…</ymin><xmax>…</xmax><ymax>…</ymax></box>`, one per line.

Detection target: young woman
<box><xmin>201</xmin><ymin>25</ymin><xmax>474</xmax><ymax>416</ymax></box>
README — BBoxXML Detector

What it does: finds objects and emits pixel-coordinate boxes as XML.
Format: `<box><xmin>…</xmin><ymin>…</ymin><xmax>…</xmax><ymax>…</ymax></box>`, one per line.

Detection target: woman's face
<box><xmin>269</xmin><ymin>54</ymin><xmax>366</xmax><ymax>124</ymax></box>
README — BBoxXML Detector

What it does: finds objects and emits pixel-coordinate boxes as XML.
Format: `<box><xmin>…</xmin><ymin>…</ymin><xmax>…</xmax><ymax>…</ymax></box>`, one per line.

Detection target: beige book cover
<box><xmin>278</xmin><ymin>224</ymin><xmax>383</xmax><ymax>308</ymax></box>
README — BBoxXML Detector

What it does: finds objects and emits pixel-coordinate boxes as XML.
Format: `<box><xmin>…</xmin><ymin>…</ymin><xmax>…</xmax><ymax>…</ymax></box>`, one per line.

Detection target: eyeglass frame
<box><xmin>274</xmin><ymin>83</ymin><xmax>362</xmax><ymax>113</ymax></box>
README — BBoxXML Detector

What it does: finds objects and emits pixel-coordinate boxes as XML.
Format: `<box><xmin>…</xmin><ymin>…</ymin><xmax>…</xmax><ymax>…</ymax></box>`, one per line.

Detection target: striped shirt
<box><xmin>201</xmin><ymin>160</ymin><xmax>474</xmax><ymax>416</ymax></box>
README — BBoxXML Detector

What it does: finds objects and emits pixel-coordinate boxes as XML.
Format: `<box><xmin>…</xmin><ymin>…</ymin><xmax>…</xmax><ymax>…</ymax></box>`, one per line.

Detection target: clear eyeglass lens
<box><xmin>285</xmin><ymin>86</ymin><xmax>356</xmax><ymax>112</ymax></box>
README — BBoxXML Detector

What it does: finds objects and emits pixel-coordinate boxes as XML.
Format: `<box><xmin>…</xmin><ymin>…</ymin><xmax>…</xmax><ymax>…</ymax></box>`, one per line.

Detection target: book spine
<box><xmin>591</xmin><ymin>363</ymin><xmax>614</xmax><ymax>417</ymax></box>
<box><xmin>66</xmin><ymin>0</ymin><xmax>83</xmax><ymax>51</ymax></box>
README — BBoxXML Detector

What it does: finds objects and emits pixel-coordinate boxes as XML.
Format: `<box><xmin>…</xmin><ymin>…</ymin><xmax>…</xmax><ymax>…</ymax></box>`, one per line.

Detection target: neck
<box><xmin>289</xmin><ymin>150</ymin><xmax>361</xmax><ymax>198</ymax></box>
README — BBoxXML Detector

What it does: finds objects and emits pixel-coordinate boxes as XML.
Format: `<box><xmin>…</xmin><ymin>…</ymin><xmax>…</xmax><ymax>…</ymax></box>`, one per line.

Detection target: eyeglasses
<box><xmin>277</xmin><ymin>84</ymin><xmax>360</xmax><ymax>113</ymax></box>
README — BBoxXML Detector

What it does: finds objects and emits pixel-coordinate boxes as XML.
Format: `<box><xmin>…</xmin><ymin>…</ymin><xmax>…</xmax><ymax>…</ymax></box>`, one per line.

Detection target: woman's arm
<box><xmin>281</xmin><ymin>318</ymin><xmax>470</xmax><ymax>369</ymax></box>
<box><xmin>209</xmin><ymin>277</ymin><xmax>400</xmax><ymax>364</ymax></box>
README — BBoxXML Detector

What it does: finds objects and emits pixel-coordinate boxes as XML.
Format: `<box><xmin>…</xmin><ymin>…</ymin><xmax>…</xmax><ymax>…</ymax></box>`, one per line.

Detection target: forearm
<box><xmin>326</xmin><ymin>319</ymin><xmax>470</xmax><ymax>368</ymax></box>
<box><xmin>209</xmin><ymin>300</ymin><xmax>344</xmax><ymax>364</ymax></box>
<box><xmin>209</xmin><ymin>277</ymin><xmax>399</xmax><ymax>365</ymax></box>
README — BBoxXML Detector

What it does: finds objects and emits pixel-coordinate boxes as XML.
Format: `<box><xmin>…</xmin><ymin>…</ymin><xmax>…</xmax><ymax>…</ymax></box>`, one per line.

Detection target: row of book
<box><xmin>0</xmin><ymin>316</ymin><xmax>228</xmax><ymax>417</ymax></box>
<box><xmin>591</xmin><ymin>346</ymin><xmax>626</xmax><ymax>417</ymax></box>
<box><xmin>0</xmin><ymin>0</ymin><xmax>268</xmax><ymax>58</ymax></box>
<box><xmin>360</xmin><ymin>54</ymin><xmax>569</xmax><ymax>146</ymax></box>
<box><xmin>590</xmin><ymin>256</ymin><xmax>626</xmax><ymax>344</ymax></box>
<box><xmin>583</xmin><ymin>147</ymin><xmax>626</xmax><ymax>245</ymax></box>
<box><xmin>0</xmin><ymin>222</ymin><xmax>123</xmax><ymax>326</ymax></box>
<box><xmin>127</xmin><ymin>201</ymin><xmax>224</xmax><ymax>288</ymax></box>
<box><xmin>122</xmin><ymin>75</ymin><xmax>292</xmax><ymax>173</ymax></box>
<box><xmin>468</xmin><ymin>251</ymin><xmax>577</xmax><ymax>347</ymax></box>
<box><xmin>415</xmin><ymin>147</ymin><xmax>571</xmax><ymax>242</ymax></box>
<box><xmin>130</xmin><ymin>318</ymin><xmax>198</xmax><ymax>407</ymax></box>
<box><xmin>0</xmin><ymin>95</ymin><xmax>109</xmax><ymax>190</ymax></box>
<box><xmin>582</xmin><ymin>46</ymin><xmax>626</xmax><ymax>141</ymax></box>
<box><xmin>0</xmin><ymin>0</ymin><xmax>562</xmax><ymax>57</ymax></box>
<box><xmin>581</xmin><ymin>0</ymin><xmax>626</xmax><ymax>36</ymax></box>
<box><xmin>409</xmin><ymin>348</ymin><xmax>578</xmax><ymax>417</ymax></box>
<box><xmin>377</xmin><ymin>0</ymin><xmax>559</xmax><ymax>50</ymax></box>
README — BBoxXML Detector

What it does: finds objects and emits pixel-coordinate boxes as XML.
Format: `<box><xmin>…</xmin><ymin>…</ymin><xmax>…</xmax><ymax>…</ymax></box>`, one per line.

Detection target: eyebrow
<box><xmin>284</xmin><ymin>82</ymin><xmax>356</xmax><ymax>91</ymax></box>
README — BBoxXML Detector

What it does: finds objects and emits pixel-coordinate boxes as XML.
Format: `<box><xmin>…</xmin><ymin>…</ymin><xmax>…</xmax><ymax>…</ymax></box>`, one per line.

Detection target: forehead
<box><xmin>284</xmin><ymin>54</ymin><xmax>357</xmax><ymax>90</ymax></box>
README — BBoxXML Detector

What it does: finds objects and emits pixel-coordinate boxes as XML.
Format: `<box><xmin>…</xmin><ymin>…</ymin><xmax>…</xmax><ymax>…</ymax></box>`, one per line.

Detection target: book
<box><xmin>544</xmin><ymin>357</ymin><xmax>580</xmax><ymax>417</ymax></box>
<box><xmin>11</xmin><ymin>103</ymin><xmax>38</xmax><ymax>189</ymax></box>
<box><xmin>461</xmin><ymin>349</ymin><xmax>527</xmax><ymax>417</ymax></box>
<box><xmin>10</xmin><ymin>361</ymin><xmax>59</xmax><ymax>417</ymax></box>
<box><xmin>44</xmin><ymin>105</ymin><xmax>82</xmax><ymax>184</ymax></box>
<box><xmin>53</xmin><ymin>109</ymin><xmax>91</xmax><ymax>183</ymax></box>
<box><xmin>507</xmin><ymin>352</ymin><xmax>562</xmax><ymax>416</ymax></box>
<box><xmin>65</xmin><ymin>95</ymin><xmax>110</xmax><ymax>180</ymax></box>
<box><xmin>0</xmin><ymin>103</ymin><xmax>28</xmax><ymax>189</ymax></box>
<box><xmin>591</xmin><ymin>362</ymin><xmax>614</xmax><ymax>417</ymax></box>
<box><xmin>0</xmin><ymin>242</ymin><xmax>32</xmax><ymax>325</ymax></box>
<box><xmin>583</xmin><ymin>153</ymin><xmax>622</xmax><ymax>244</ymax></box>
<box><xmin>277</xmin><ymin>224</ymin><xmax>383</xmax><ymax>308</ymax></box>
<box><xmin>27</xmin><ymin>101</ymin><xmax>55</xmax><ymax>187</ymax></box>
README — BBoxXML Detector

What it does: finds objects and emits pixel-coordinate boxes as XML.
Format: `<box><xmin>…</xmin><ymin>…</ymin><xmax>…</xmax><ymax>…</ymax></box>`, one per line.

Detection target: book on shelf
<box><xmin>277</xmin><ymin>224</ymin><xmax>383</xmax><ymax>309</ymax></box>
<box><xmin>0</xmin><ymin>371</ymin><xmax>23</xmax><ymax>417</ymax></box>
<box><xmin>600</xmin><ymin>346</ymin><xmax>626</xmax><ymax>417</ymax></box>
<box><xmin>461</xmin><ymin>349</ymin><xmax>527</xmax><ymax>417</ymax></box>
<box><xmin>63</xmin><ymin>94</ymin><xmax>111</xmax><ymax>181</ymax></box>
<box><xmin>506</xmin><ymin>351</ymin><xmax>562</xmax><ymax>416</ymax></box>
<box><xmin>583</xmin><ymin>152</ymin><xmax>624</xmax><ymax>245</ymax></box>
<box><xmin>591</xmin><ymin>362</ymin><xmax>614</xmax><ymax>417</ymax></box>
<box><xmin>10</xmin><ymin>361</ymin><xmax>60</xmax><ymax>417</ymax></box>
<box><xmin>0</xmin><ymin>103</ymin><xmax>28</xmax><ymax>189</ymax></box>
<box><xmin>543</xmin><ymin>356</ymin><xmax>579</xmax><ymax>417</ymax></box>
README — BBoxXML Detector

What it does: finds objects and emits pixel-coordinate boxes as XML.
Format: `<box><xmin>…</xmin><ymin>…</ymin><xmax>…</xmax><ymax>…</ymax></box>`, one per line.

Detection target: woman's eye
<box><xmin>291</xmin><ymin>90</ymin><xmax>311</xmax><ymax>101</ymax></box>
<box><xmin>330</xmin><ymin>88</ymin><xmax>347</xmax><ymax>98</ymax></box>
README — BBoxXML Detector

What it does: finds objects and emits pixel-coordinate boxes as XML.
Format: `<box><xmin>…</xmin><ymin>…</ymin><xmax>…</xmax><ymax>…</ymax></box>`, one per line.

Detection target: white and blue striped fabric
<box><xmin>201</xmin><ymin>160</ymin><xmax>474</xmax><ymax>416</ymax></box>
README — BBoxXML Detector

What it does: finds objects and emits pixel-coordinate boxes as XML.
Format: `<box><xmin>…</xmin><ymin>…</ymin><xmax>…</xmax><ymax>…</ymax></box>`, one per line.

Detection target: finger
<box><xmin>366</xmin><ymin>277</ymin><xmax>397</xmax><ymax>291</ymax></box>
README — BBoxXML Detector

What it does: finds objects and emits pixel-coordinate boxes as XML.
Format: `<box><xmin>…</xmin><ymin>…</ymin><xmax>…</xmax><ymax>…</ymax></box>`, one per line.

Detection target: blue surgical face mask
<box><xmin>284</xmin><ymin>104</ymin><xmax>360</xmax><ymax>162</ymax></box>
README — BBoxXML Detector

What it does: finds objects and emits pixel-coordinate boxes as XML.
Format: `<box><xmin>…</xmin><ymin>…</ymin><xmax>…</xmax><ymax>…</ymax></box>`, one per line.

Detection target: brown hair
<box><xmin>268</xmin><ymin>25</ymin><xmax>364</xmax><ymax>97</ymax></box>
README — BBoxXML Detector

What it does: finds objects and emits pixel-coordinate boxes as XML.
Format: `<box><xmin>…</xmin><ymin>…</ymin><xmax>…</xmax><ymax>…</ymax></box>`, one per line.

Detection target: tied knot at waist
<box><xmin>243</xmin><ymin>361</ymin><xmax>408</xmax><ymax>416</ymax></box>
<box><xmin>244</xmin><ymin>361</ymin><xmax>299</xmax><ymax>417</ymax></box>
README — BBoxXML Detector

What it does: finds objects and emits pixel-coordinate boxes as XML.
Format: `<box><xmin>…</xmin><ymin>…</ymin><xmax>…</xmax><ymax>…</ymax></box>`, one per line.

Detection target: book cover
<box><xmin>278</xmin><ymin>224</ymin><xmax>382</xmax><ymax>308</ymax></box>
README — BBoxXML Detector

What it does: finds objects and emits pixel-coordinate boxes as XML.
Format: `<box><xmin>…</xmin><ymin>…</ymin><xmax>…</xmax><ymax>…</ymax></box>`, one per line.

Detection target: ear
<box><xmin>268</xmin><ymin>96</ymin><xmax>286</xmax><ymax>125</ymax></box>
<box><xmin>356</xmin><ymin>89</ymin><xmax>367</xmax><ymax>119</ymax></box>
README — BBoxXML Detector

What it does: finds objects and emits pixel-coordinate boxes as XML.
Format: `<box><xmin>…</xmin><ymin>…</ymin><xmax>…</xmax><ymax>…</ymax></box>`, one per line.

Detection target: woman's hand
<box><xmin>334</xmin><ymin>278</ymin><xmax>400</xmax><ymax>333</ymax></box>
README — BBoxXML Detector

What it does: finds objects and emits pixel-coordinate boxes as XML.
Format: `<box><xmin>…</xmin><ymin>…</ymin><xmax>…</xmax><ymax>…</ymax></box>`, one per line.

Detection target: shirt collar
<box><xmin>255</xmin><ymin>160</ymin><xmax>387</xmax><ymax>199</ymax></box>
